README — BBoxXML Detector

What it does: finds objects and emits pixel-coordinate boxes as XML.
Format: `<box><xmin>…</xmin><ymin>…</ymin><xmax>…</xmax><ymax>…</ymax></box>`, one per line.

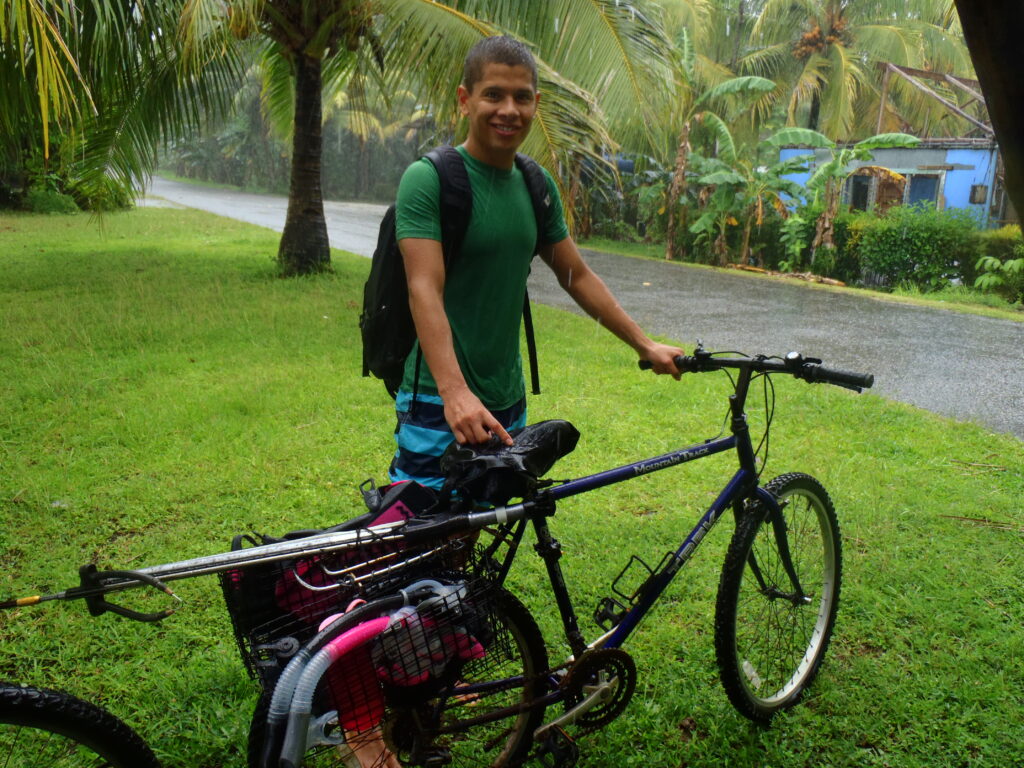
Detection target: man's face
<box><xmin>458</xmin><ymin>62</ymin><xmax>540</xmax><ymax>169</ymax></box>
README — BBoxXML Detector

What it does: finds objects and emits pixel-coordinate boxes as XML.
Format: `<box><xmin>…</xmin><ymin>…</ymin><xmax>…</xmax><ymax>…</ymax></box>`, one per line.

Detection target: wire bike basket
<box><xmin>219</xmin><ymin>526</ymin><xmax>476</xmax><ymax>683</ymax></box>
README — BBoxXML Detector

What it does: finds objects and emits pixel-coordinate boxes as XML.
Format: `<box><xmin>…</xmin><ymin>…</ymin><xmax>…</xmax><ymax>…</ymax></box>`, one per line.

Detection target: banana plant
<box><xmin>661</xmin><ymin>29</ymin><xmax>776</xmax><ymax>261</ymax></box>
<box><xmin>688</xmin><ymin>126</ymin><xmax>818</xmax><ymax>265</ymax></box>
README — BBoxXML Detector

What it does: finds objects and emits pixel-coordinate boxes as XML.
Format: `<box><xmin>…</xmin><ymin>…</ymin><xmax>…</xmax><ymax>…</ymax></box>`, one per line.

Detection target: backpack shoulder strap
<box><xmin>424</xmin><ymin>146</ymin><xmax>472</xmax><ymax>268</ymax></box>
<box><xmin>514</xmin><ymin>153</ymin><xmax>553</xmax><ymax>396</ymax></box>
<box><xmin>514</xmin><ymin>153</ymin><xmax>554</xmax><ymax>255</ymax></box>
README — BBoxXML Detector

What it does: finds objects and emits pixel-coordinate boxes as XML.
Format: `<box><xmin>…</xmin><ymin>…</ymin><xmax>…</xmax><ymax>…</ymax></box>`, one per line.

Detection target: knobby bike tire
<box><xmin>0</xmin><ymin>683</ymin><xmax>159</xmax><ymax>768</ymax></box>
<box><xmin>248</xmin><ymin>584</ymin><xmax>548</xmax><ymax>768</ymax></box>
<box><xmin>714</xmin><ymin>473</ymin><xmax>842</xmax><ymax>722</ymax></box>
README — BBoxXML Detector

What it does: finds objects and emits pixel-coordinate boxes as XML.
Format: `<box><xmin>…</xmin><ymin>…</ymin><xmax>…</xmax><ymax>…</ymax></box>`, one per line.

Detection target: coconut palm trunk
<box><xmin>665</xmin><ymin>121</ymin><xmax>692</xmax><ymax>261</ymax></box>
<box><xmin>278</xmin><ymin>52</ymin><xmax>330</xmax><ymax>276</ymax></box>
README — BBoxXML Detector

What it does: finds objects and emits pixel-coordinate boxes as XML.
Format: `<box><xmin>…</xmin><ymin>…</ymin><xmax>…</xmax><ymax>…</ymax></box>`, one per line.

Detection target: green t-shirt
<box><xmin>395</xmin><ymin>146</ymin><xmax>569</xmax><ymax>409</ymax></box>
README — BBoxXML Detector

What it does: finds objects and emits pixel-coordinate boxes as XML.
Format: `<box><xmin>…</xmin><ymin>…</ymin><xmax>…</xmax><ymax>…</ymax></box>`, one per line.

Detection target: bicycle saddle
<box><xmin>441</xmin><ymin>419</ymin><xmax>580</xmax><ymax>505</ymax></box>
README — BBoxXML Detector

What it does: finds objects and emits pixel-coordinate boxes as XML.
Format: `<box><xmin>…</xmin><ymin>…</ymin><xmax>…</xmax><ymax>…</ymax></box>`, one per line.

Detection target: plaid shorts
<box><xmin>389</xmin><ymin>391</ymin><xmax>527</xmax><ymax>489</ymax></box>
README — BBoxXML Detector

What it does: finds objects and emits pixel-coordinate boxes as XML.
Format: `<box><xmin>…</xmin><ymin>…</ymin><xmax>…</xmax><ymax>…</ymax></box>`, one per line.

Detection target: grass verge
<box><xmin>1</xmin><ymin>210</ymin><xmax>1022</xmax><ymax>767</ymax></box>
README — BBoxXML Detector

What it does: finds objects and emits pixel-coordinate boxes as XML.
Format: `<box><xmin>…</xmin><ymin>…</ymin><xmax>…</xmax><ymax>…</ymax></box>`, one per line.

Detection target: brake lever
<box><xmin>73</xmin><ymin>564</ymin><xmax>180</xmax><ymax>622</ymax></box>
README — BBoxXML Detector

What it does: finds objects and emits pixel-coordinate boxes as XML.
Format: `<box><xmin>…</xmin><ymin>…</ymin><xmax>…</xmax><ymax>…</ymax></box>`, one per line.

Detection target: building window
<box><xmin>908</xmin><ymin>174</ymin><xmax>940</xmax><ymax>206</ymax></box>
<box><xmin>849</xmin><ymin>175</ymin><xmax>871</xmax><ymax>211</ymax></box>
<box><xmin>843</xmin><ymin>171</ymin><xmax>943</xmax><ymax>213</ymax></box>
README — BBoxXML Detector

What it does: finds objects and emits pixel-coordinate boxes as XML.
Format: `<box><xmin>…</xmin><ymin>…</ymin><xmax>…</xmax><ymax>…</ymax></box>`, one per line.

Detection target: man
<box><xmin>391</xmin><ymin>36</ymin><xmax>684</xmax><ymax>488</ymax></box>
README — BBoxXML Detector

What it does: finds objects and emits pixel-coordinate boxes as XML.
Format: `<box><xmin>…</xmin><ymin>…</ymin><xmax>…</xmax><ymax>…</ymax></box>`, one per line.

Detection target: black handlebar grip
<box><xmin>638</xmin><ymin>355</ymin><xmax>691</xmax><ymax>372</ymax></box>
<box><xmin>805</xmin><ymin>364</ymin><xmax>874</xmax><ymax>390</ymax></box>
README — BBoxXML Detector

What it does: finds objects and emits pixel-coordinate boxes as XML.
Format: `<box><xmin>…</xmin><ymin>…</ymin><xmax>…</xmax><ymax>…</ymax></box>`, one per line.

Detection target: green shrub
<box><xmin>24</xmin><ymin>185</ymin><xmax>80</xmax><ymax>214</ymax></box>
<box><xmin>978</xmin><ymin>224</ymin><xmax>1022</xmax><ymax>260</ymax></box>
<box><xmin>974</xmin><ymin>240</ymin><xmax>1024</xmax><ymax>304</ymax></box>
<box><xmin>746</xmin><ymin>212</ymin><xmax>787</xmax><ymax>269</ymax></box>
<box><xmin>971</xmin><ymin>225</ymin><xmax>1023</xmax><ymax>288</ymax></box>
<box><xmin>592</xmin><ymin>218</ymin><xmax>641</xmax><ymax>242</ymax></box>
<box><xmin>855</xmin><ymin>203</ymin><xmax>979</xmax><ymax>291</ymax></box>
<box><xmin>831</xmin><ymin>211</ymin><xmax>870</xmax><ymax>284</ymax></box>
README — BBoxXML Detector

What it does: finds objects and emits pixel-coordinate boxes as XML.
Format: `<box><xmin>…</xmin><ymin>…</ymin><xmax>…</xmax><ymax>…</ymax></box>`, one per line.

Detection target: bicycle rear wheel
<box><xmin>714</xmin><ymin>473</ymin><xmax>842</xmax><ymax>722</ymax></box>
<box><xmin>249</xmin><ymin>583</ymin><xmax>549</xmax><ymax>768</ymax></box>
<box><xmin>0</xmin><ymin>683</ymin><xmax>159</xmax><ymax>767</ymax></box>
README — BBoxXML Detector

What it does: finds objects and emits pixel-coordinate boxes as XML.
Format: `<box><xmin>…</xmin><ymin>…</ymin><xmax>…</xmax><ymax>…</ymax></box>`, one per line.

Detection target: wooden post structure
<box><xmin>954</xmin><ymin>0</ymin><xmax>1024</xmax><ymax>219</ymax></box>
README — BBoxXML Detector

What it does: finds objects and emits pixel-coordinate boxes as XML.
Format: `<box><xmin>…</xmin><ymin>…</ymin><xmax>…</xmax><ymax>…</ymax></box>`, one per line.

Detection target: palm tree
<box><xmin>745</xmin><ymin>0</ymin><xmax>972</xmax><ymax>140</ymax></box>
<box><xmin>7</xmin><ymin>1</ymin><xmax>676</xmax><ymax>276</ymax></box>
<box><xmin>1</xmin><ymin>1</ymin><xmax>241</xmax><ymax>208</ymax></box>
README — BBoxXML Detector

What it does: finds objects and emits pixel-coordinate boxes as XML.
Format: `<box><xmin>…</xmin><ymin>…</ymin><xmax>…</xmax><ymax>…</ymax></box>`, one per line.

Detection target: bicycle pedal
<box><xmin>535</xmin><ymin>726</ymin><xmax>578</xmax><ymax>768</ymax></box>
<box><xmin>593</xmin><ymin>596</ymin><xmax>628</xmax><ymax>631</ymax></box>
<box><xmin>422</xmin><ymin>747</ymin><xmax>452</xmax><ymax>767</ymax></box>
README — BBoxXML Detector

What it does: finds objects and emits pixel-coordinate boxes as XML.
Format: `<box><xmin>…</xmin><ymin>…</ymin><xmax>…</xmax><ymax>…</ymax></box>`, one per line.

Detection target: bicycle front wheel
<box><xmin>0</xmin><ymin>684</ymin><xmax>159</xmax><ymax>767</ymax></box>
<box><xmin>714</xmin><ymin>473</ymin><xmax>842</xmax><ymax>722</ymax></box>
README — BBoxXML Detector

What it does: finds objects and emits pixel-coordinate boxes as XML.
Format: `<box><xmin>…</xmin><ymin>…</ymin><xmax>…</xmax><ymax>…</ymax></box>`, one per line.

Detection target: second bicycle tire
<box><xmin>0</xmin><ymin>683</ymin><xmax>159</xmax><ymax>768</ymax></box>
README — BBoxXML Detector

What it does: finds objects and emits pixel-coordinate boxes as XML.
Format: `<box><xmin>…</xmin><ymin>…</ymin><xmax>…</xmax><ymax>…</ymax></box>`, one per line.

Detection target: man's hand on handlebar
<box><xmin>639</xmin><ymin>342</ymin><xmax>686</xmax><ymax>380</ymax></box>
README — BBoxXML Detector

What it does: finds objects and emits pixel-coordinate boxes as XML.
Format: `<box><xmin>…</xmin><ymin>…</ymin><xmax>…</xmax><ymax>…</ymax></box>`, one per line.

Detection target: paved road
<box><xmin>148</xmin><ymin>176</ymin><xmax>388</xmax><ymax>258</ymax></box>
<box><xmin>145</xmin><ymin>177</ymin><xmax>1024</xmax><ymax>439</ymax></box>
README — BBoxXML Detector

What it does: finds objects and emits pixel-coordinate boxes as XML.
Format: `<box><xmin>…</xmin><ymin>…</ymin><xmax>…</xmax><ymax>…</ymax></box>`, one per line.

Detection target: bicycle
<box><xmin>1</xmin><ymin>345</ymin><xmax>873</xmax><ymax>768</ymax></box>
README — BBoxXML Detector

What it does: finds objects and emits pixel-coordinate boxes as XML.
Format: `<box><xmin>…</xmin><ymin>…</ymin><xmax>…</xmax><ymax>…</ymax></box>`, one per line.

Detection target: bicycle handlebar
<box><xmin>639</xmin><ymin>348</ymin><xmax>874</xmax><ymax>392</ymax></box>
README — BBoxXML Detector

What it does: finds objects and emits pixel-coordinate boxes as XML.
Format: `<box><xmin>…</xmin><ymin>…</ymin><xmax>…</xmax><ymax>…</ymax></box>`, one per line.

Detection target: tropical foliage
<box><xmin>3</xmin><ymin>0</ymin><xmax>677</xmax><ymax>275</ymax></box>
<box><xmin>5</xmin><ymin>0</ymin><xmax>991</xmax><ymax>286</ymax></box>
<box><xmin>0</xmin><ymin>1</ymin><xmax>241</xmax><ymax>210</ymax></box>
<box><xmin>745</xmin><ymin>0</ymin><xmax>971</xmax><ymax>139</ymax></box>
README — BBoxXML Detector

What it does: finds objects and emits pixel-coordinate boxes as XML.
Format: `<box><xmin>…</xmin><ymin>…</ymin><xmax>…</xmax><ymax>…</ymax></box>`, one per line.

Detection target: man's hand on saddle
<box><xmin>443</xmin><ymin>387</ymin><xmax>514</xmax><ymax>446</ymax></box>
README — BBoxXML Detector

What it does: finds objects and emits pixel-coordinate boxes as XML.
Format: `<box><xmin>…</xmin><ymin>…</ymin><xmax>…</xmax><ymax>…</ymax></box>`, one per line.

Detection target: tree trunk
<box><xmin>741</xmin><ymin>215</ymin><xmax>753</xmax><ymax>264</ymax></box>
<box><xmin>278</xmin><ymin>53</ymin><xmax>330</xmax><ymax>276</ymax></box>
<box><xmin>358</xmin><ymin>137</ymin><xmax>369</xmax><ymax>198</ymax></box>
<box><xmin>715</xmin><ymin>224</ymin><xmax>730</xmax><ymax>266</ymax></box>
<box><xmin>811</xmin><ymin>178</ymin><xmax>841</xmax><ymax>258</ymax></box>
<box><xmin>665</xmin><ymin>121</ymin><xmax>691</xmax><ymax>260</ymax></box>
<box><xmin>730</xmin><ymin>0</ymin><xmax>746</xmax><ymax>72</ymax></box>
<box><xmin>808</xmin><ymin>89</ymin><xmax>821</xmax><ymax>131</ymax></box>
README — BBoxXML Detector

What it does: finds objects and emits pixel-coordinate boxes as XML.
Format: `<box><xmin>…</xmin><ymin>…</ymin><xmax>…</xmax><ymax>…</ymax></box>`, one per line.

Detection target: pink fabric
<box><xmin>322</xmin><ymin>617</ymin><xmax>391</xmax><ymax>733</ymax></box>
<box><xmin>376</xmin><ymin>614</ymin><xmax>486</xmax><ymax>687</ymax></box>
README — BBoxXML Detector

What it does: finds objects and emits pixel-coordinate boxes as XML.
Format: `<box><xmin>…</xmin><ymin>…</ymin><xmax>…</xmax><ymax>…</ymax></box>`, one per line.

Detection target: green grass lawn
<box><xmin>2</xmin><ymin>209</ymin><xmax>1022</xmax><ymax>767</ymax></box>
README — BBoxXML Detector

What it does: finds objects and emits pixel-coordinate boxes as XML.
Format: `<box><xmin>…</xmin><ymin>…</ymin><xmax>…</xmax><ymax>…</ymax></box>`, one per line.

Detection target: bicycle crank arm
<box><xmin>533</xmin><ymin>681</ymin><xmax>613</xmax><ymax>741</ymax></box>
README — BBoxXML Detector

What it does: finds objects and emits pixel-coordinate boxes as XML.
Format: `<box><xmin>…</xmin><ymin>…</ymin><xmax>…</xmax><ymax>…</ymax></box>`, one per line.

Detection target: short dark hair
<box><xmin>462</xmin><ymin>36</ymin><xmax>538</xmax><ymax>92</ymax></box>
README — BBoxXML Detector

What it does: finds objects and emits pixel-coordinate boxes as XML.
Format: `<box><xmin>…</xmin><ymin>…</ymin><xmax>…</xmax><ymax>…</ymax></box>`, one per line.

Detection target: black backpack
<box><xmin>360</xmin><ymin>145</ymin><xmax>553</xmax><ymax>398</ymax></box>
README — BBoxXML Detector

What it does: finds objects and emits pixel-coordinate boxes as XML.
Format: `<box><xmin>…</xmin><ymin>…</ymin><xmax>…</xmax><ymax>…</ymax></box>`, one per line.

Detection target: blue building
<box><xmin>779</xmin><ymin>138</ymin><xmax>1015</xmax><ymax>228</ymax></box>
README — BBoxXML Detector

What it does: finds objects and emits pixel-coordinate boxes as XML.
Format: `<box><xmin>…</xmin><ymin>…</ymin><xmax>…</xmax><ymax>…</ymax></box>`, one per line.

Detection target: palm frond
<box><xmin>374</xmin><ymin>0</ymin><xmax>617</xmax><ymax>202</ymax></box>
<box><xmin>695</xmin><ymin>75</ymin><xmax>774</xmax><ymax>110</ymax></box>
<box><xmin>697</xmin><ymin>111</ymin><xmax>737</xmax><ymax>164</ymax></box>
<box><xmin>853</xmin><ymin>132</ymin><xmax>921</xmax><ymax>150</ymax></box>
<box><xmin>818</xmin><ymin>43</ymin><xmax>862</xmax><ymax>139</ymax></box>
<box><xmin>763</xmin><ymin>127</ymin><xmax>833</xmax><ymax>148</ymax></box>
<box><xmin>259</xmin><ymin>45</ymin><xmax>295</xmax><ymax>139</ymax></box>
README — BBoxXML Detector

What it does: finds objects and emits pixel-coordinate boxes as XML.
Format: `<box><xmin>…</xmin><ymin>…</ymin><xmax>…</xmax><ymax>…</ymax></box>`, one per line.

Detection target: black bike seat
<box><xmin>440</xmin><ymin>420</ymin><xmax>580</xmax><ymax>505</ymax></box>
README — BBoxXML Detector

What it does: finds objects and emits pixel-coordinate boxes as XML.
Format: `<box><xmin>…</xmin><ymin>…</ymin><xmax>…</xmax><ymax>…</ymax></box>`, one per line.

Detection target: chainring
<box><xmin>563</xmin><ymin>648</ymin><xmax>637</xmax><ymax>731</ymax></box>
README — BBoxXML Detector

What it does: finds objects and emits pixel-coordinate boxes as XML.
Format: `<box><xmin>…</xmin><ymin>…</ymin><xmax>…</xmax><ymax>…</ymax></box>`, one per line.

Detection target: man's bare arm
<box><xmin>400</xmin><ymin>237</ymin><xmax>513</xmax><ymax>445</ymax></box>
<box><xmin>540</xmin><ymin>237</ymin><xmax>684</xmax><ymax>377</ymax></box>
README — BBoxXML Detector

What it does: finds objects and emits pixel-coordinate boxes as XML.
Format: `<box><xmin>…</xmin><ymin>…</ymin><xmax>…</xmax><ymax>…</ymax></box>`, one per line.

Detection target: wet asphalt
<box><xmin>145</xmin><ymin>177</ymin><xmax>1023</xmax><ymax>440</ymax></box>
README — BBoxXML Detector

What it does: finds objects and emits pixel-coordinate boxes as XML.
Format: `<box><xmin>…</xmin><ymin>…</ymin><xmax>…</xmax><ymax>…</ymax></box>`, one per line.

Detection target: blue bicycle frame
<box><xmin>453</xmin><ymin>360</ymin><xmax>783</xmax><ymax>661</ymax></box>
